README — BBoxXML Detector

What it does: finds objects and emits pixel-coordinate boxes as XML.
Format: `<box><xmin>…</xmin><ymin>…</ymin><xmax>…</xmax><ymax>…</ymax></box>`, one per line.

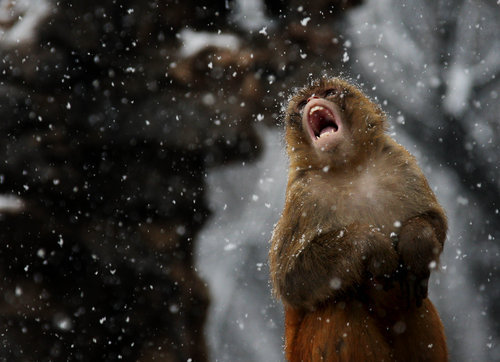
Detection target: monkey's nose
<box><xmin>308</xmin><ymin>95</ymin><xmax>319</xmax><ymax>102</ymax></box>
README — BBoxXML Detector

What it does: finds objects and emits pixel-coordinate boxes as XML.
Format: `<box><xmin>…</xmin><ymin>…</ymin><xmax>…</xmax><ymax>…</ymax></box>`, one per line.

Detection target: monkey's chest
<box><xmin>311</xmin><ymin>174</ymin><xmax>410</xmax><ymax>232</ymax></box>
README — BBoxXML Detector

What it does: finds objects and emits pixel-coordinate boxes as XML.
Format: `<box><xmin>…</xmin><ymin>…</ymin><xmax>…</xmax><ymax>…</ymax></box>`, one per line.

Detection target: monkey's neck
<box><xmin>290</xmin><ymin>138</ymin><xmax>388</xmax><ymax>176</ymax></box>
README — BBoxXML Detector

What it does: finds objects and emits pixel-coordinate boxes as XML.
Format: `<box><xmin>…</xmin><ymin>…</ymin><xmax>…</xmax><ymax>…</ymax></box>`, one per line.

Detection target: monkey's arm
<box><xmin>397</xmin><ymin>211</ymin><xmax>447</xmax><ymax>307</ymax></box>
<box><xmin>273</xmin><ymin>224</ymin><xmax>398</xmax><ymax>311</ymax></box>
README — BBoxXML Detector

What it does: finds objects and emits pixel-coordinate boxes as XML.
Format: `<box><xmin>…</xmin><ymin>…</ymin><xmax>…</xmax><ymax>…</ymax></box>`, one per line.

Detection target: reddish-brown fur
<box><xmin>285</xmin><ymin>294</ymin><xmax>447</xmax><ymax>362</ymax></box>
<box><xmin>269</xmin><ymin>78</ymin><xmax>447</xmax><ymax>361</ymax></box>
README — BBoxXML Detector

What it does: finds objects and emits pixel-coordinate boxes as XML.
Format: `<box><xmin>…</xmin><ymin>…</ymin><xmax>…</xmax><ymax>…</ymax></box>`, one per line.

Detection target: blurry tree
<box><xmin>0</xmin><ymin>0</ymin><xmax>360</xmax><ymax>360</ymax></box>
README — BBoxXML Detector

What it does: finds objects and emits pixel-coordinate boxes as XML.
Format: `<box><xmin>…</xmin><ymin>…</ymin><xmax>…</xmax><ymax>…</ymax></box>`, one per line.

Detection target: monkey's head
<box><xmin>284</xmin><ymin>77</ymin><xmax>387</xmax><ymax>170</ymax></box>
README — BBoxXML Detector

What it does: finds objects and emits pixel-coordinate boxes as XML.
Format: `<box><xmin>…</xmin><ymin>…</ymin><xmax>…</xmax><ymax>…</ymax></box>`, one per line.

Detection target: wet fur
<box><xmin>269</xmin><ymin>78</ymin><xmax>447</xmax><ymax>361</ymax></box>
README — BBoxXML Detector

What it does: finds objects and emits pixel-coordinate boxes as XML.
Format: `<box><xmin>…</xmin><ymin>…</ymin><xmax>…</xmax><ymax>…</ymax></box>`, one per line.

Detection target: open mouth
<box><xmin>302</xmin><ymin>99</ymin><xmax>342</xmax><ymax>151</ymax></box>
<box><xmin>308</xmin><ymin>105</ymin><xmax>339</xmax><ymax>139</ymax></box>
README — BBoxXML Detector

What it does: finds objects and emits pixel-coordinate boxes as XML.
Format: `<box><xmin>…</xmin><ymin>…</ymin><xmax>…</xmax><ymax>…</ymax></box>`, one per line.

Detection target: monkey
<box><xmin>269</xmin><ymin>77</ymin><xmax>448</xmax><ymax>361</ymax></box>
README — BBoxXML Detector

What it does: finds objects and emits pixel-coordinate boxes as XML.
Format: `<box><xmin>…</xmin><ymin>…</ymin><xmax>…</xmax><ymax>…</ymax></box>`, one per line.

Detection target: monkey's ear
<box><xmin>370</xmin><ymin>103</ymin><xmax>388</xmax><ymax>126</ymax></box>
<box><xmin>287</xmin><ymin>112</ymin><xmax>302</xmax><ymax>126</ymax></box>
<box><xmin>364</xmin><ymin>111</ymin><xmax>387</xmax><ymax>134</ymax></box>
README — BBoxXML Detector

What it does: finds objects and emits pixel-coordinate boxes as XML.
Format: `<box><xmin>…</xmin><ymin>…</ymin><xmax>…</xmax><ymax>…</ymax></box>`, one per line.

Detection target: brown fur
<box><xmin>269</xmin><ymin>78</ymin><xmax>448</xmax><ymax>361</ymax></box>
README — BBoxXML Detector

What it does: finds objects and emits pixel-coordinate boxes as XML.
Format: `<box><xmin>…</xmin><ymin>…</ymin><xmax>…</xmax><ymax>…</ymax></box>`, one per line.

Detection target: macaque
<box><xmin>269</xmin><ymin>78</ymin><xmax>447</xmax><ymax>361</ymax></box>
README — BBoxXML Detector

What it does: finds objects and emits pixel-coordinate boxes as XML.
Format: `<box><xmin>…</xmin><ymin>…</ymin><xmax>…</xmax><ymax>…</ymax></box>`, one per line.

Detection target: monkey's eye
<box><xmin>297</xmin><ymin>99</ymin><xmax>307</xmax><ymax>112</ymax></box>
<box><xmin>323</xmin><ymin>89</ymin><xmax>338</xmax><ymax>97</ymax></box>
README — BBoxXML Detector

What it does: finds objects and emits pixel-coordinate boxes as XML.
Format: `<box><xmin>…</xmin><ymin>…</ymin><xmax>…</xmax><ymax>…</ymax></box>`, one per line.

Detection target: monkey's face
<box><xmin>285</xmin><ymin>78</ymin><xmax>386</xmax><ymax>169</ymax></box>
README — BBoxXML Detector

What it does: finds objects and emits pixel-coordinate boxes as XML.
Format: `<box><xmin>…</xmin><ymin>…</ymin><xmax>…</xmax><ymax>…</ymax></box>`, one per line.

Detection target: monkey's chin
<box><xmin>312</xmin><ymin>130</ymin><xmax>342</xmax><ymax>153</ymax></box>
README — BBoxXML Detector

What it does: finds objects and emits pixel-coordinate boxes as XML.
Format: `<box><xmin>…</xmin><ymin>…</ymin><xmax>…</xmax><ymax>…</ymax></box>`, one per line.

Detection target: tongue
<box><xmin>319</xmin><ymin>126</ymin><xmax>336</xmax><ymax>137</ymax></box>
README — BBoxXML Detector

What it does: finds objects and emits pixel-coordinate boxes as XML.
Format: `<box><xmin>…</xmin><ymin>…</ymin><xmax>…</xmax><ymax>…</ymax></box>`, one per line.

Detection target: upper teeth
<box><xmin>309</xmin><ymin>106</ymin><xmax>325</xmax><ymax>114</ymax></box>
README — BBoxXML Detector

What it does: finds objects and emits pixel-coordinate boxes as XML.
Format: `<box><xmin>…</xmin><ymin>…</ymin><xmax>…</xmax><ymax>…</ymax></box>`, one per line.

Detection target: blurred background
<box><xmin>0</xmin><ymin>0</ymin><xmax>498</xmax><ymax>361</ymax></box>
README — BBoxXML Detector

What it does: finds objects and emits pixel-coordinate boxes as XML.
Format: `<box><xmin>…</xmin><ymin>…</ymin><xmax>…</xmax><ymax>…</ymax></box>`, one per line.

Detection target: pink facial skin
<box><xmin>302</xmin><ymin>97</ymin><xmax>344</xmax><ymax>152</ymax></box>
